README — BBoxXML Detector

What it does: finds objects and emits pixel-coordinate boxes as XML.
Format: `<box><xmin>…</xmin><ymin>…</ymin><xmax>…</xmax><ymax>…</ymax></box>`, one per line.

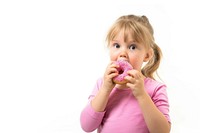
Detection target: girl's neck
<box><xmin>115</xmin><ymin>84</ymin><xmax>128</xmax><ymax>90</ymax></box>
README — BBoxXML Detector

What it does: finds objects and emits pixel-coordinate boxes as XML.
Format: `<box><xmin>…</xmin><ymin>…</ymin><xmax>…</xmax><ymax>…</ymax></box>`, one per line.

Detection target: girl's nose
<box><xmin>119</xmin><ymin>51</ymin><xmax>128</xmax><ymax>58</ymax></box>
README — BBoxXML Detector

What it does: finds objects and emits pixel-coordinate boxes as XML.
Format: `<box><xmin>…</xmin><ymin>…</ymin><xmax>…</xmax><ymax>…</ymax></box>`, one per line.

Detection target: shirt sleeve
<box><xmin>80</xmin><ymin>78</ymin><xmax>106</xmax><ymax>132</ymax></box>
<box><xmin>152</xmin><ymin>84</ymin><xmax>171</xmax><ymax>123</ymax></box>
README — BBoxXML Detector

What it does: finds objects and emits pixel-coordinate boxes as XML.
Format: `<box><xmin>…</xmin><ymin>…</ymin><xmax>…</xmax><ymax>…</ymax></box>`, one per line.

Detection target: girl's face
<box><xmin>109</xmin><ymin>31</ymin><xmax>152</xmax><ymax>71</ymax></box>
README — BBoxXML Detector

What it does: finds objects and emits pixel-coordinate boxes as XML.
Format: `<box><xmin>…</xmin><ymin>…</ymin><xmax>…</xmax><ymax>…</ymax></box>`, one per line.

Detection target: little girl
<box><xmin>80</xmin><ymin>14</ymin><xmax>171</xmax><ymax>133</ymax></box>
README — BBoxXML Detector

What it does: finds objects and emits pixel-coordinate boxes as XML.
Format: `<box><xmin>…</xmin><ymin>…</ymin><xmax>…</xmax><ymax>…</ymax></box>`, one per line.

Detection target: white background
<box><xmin>1</xmin><ymin>0</ymin><xmax>200</xmax><ymax>133</ymax></box>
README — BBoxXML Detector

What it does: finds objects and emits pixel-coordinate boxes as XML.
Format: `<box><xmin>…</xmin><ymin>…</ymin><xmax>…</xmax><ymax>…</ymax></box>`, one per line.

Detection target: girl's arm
<box><xmin>80</xmin><ymin>62</ymin><xmax>118</xmax><ymax>132</ymax></box>
<box><xmin>80</xmin><ymin>101</ymin><xmax>105</xmax><ymax>132</ymax></box>
<box><xmin>137</xmin><ymin>92</ymin><xmax>171</xmax><ymax>133</ymax></box>
<box><xmin>91</xmin><ymin>61</ymin><xmax>118</xmax><ymax>112</ymax></box>
<box><xmin>91</xmin><ymin>87</ymin><xmax>112</xmax><ymax>112</ymax></box>
<box><xmin>125</xmin><ymin>70</ymin><xmax>170</xmax><ymax>133</ymax></box>
<box><xmin>80</xmin><ymin>85</ymin><xmax>113</xmax><ymax>132</ymax></box>
<box><xmin>80</xmin><ymin>85</ymin><xmax>112</xmax><ymax>132</ymax></box>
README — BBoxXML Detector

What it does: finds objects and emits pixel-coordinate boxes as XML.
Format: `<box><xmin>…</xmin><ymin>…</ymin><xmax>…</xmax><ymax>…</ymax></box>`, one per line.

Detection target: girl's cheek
<box><xmin>110</xmin><ymin>51</ymin><xmax>118</xmax><ymax>60</ymax></box>
<box><xmin>110</xmin><ymin>55</ymin><xmax>117</xmax><ymax>61</ymax></box>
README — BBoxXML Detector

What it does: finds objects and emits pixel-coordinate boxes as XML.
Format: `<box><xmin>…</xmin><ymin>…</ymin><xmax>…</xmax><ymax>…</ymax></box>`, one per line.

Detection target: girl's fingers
<box><xmin>108</xmin><ymin>68</ymin><xmax>118</xmax><ymax>75</ymax></box>
<box><xmin>110</xmin><ymin>63</ymin><xmax>119</xmax><ymax>69</ymax></box>
<box><xmin>125</xmin><ymin>75</ymin><xmax>135</xmax><ymax>83</ymax></box>
<box><xmin>104</xmin><ymin>62</ymin><xmax>119</xmax><ymax>79</ymax></box>
<box><xmin>127</xmin><ymin>70</ymin><xmax>142</xmax><ymax>79</ymax></box>
<box><xmin>106</xmin><ymin>62</ymin><xmax>119</xmax><ymax>75</ymax></box>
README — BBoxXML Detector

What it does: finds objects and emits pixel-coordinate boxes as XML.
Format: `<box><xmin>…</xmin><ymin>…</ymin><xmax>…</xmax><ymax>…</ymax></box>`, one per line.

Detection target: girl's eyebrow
<box><xmin>129</xmin><ymin>42</ymin><xmax>137</xmax><ymax>44</ymax></box>
<box><xmin>111</xmin><ymin>39</ymin><xmax>137</xmax><ymax>44</ymax></box>
<box><xmin>127</xmin><ymin>39</ymin><xmax>136</xmax><ymax>43</ymax></box>
<box><xmin>111</xmin><ymin>40</ymin><xmax>119</xmax><ymax>42</ymax></box>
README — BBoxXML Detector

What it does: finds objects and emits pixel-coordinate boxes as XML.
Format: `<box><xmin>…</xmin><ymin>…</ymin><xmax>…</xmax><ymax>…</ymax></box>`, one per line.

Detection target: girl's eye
<box><xmin>113</xmin><ymin>43</ymin><xmax>120</xmax><ymax>48</ymax></box>
<box><xmin>129</xmin><ymin>45</ymin><xmax>136</xmax><ymax>50</ymax></box>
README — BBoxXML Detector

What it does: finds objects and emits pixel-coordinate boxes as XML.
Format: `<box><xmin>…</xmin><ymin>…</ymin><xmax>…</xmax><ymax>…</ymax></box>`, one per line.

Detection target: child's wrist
<box><xmin>100</xmin><ymin>85</ymin><xmax>112</xmax><ymax>94</ymax></box>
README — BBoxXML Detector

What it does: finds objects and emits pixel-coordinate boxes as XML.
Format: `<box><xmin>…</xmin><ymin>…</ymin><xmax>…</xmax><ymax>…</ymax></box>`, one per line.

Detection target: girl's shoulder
<box><xmin>144</xmin><ymin>77</ymin><xmax>168</xmax><ymax>96</ymax></box>
<box><xmin>144</xmin><ymin>77</ymin><xmax>167</xmax><ymax>88</ymax></box>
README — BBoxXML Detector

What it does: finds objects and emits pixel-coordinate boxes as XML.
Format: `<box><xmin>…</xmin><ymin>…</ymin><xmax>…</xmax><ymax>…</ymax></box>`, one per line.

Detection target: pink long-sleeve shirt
<box><xmin>80</xmin><ymin>77</ymin><xmax>170</xmax><ymax>133</ymax></box>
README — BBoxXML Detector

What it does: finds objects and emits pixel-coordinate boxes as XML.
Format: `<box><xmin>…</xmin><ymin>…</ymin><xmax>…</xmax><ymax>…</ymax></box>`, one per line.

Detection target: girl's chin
<box><xmin>115</xmin><ymin>84</ymin><xmax>129</xmax><ymax>89</ymax></box>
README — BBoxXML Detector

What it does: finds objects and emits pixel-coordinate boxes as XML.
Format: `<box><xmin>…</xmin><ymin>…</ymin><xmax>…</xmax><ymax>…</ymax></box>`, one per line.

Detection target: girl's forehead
<box><xmin>113</xmin><ymin>31</ymin><xmax>133</xmax><ymax>41</ymax></box>
<box><xmin>112</xmin><ymin>29</ymin><xmax>139</xmax><ymax>43</ymax></box>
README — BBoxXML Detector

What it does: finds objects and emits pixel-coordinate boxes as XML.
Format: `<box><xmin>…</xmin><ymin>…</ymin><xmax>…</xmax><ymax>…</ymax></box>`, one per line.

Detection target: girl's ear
<box><xmin>143</xmin><ymin>48</ymin><xmax>153</xmax><ymax>62</ymax></box>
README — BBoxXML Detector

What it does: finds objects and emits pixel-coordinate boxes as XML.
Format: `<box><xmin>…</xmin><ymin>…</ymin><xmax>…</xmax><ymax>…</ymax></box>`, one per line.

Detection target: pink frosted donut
<box><xmin>113</xmin><ymin>60</ymin><xmax>133</xmax><ymax>84</ymax></box>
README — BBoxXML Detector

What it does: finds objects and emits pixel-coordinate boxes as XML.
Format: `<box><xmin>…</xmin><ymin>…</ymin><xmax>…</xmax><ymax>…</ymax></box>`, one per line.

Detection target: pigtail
<box><xmin>142</xmin><ymin>43</ymin><xmax>162</xmax><ymax>79</ymax></box>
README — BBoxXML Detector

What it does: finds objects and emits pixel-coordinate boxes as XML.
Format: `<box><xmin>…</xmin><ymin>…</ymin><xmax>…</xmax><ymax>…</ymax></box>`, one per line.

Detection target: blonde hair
<box><xmin>106</xmin><ymin>14</ymin><xmax>162</xmax><ymax>79</ymax></box>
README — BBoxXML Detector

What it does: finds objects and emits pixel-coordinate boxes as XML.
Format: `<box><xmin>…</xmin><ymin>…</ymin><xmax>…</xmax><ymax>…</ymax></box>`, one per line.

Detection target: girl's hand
<box><xmin>102</xmin><ymin>61</ymin><xmax>119</xmax><ymax>92</ymax></box>
<box><xmin>125</xmin><ymin>69</ymin><xmax>147</xmax><ymax>100</ymax></box>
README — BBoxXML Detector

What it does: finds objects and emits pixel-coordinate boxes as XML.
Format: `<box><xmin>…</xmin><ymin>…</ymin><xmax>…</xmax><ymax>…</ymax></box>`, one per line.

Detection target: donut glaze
<box><xmin>113</xmin><ymin>60</ymin><xmax>133</xmax><ymax>84</ymax></box>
